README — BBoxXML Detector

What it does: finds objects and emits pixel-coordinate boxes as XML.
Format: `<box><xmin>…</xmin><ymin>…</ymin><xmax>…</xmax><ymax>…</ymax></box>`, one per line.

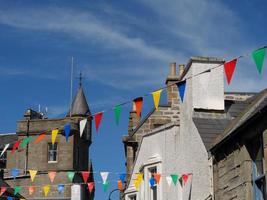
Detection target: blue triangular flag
<box><xmin>57</xmin><ymin>184</ymin><xmax>64</xmax><ymax>193</ymax></box>
<box><xmin>177</xmin><ymin>80</ymin><xmax>186</xmax><ymax>102</ymax></box>
<box><xmin>7</xmin><ymin>197</ymin><xmax>12</xmax><ymax>200</ymax></box>
<box><xmin>119</xmin><ymin>173</ymin><xmax>126</xmax><ymax>182</ymax></box>
<box><xmin>11</xmin><ymin>168</ymin><xmax>19</xmax><ymax>179</ymax></box>
<box><xmin>64</xmin><ymin>124</ymin><xmax>71</xmax><ymax>142</ymax></box>
<box><xmin>149</xmin><ymin>177</ymin><xmax>155</xmax><ymax>187</ymax></box>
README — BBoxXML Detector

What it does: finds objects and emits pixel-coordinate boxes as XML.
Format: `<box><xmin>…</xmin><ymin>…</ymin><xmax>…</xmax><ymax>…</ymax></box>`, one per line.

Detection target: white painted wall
<box><xmin>71</xmin><ymin>184</ymin><xmax>81</xmax><ymax>200</ymax></box>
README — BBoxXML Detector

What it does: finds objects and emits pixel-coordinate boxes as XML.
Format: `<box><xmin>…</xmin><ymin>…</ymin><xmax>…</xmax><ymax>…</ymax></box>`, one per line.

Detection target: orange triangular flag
<box><xmin>29</xmin><ymin>186</ymin><xmax>34</xmax><ymax>195</ymax></box>
<box><xmin>33</xmin><ymin>132</ymin><xmax>46</xmax><ymax>144</ymax></box>
<box><xmin>153</xmin><ymin>173</ymin><xmax>161</xmax><ymax>184</ymax></box>
<box><xmin>87</xmin><ymin>182</ymin><xmax>94</xmax><ymax>194</ymax></box>
<box><xmin>118</xmin><ymin>180</ymin><xmax>123</xmax><ymax>191</ymax></box>
<box><xmin>81</xmin><ymin>171</ymin><xmax>90</xmax><ymax>183</ymax></box>
<box><xmin>48</xmin><ymin>171</ymin><xmax>56</xmax><ymax>183</ymax></box>
<box><xmin>133</xmin><ymin>97</ymin><xmax>143</xmax><ymax>117</ymax></box>
<box><xmin>12</xmin><ymin>140</ymin><xmax>22</xmax><ymax>153</ymax></box>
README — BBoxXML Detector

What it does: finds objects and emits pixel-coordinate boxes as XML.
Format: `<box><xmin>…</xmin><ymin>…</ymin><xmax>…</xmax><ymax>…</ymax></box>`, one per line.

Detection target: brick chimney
<box><xmin>165</xmin><ymin>62</ymin><xmax>180</xmax><ymax>108</ymax></box>
<box><xmin>128</xmin><ymin>103</ymin><xmax>141</xmax><ymax>136</ymax></box>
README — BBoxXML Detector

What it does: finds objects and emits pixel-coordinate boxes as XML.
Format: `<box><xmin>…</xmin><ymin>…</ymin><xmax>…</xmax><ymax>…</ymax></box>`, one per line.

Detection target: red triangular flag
<box><xmin>81</xmin><ymin>171</ymin><xmax>90</xmax><ymax>183</ymax></box>
<box><xmin>94</xmin><ymin>112</ymin><xmax>103</xmax><ymax>132</ymax></box>
<box><xmin>134</xmin><ymin>97</ymin><xmax>143</xmax><ymax>117</ymax></box>
<box><xmin>0</xmin><ymin>187</ymin><xmax>6</xmax><ymax>196</ymax></box>
<box><xmin>87</xmin><ymin>182</ymin><xmax>94</xmax><ymax>193</ymax></box>
<box><xmin>153</xmin><ymin>173</ymin><xmax>161</xmax><ymax>184</ymax></box>
<box><xmin>182</xmin><ymin>174</ymin><xmax>189</xmax><ymax>185</ymax></box>
<box><xmin>12</xmin><ymin>140</ymin><xmax>22</xmax><ymax>153</ymax></box>
<box><xmin>224</xmin><ymin>59</ymin><xmax>237</xmax><ymax>85</ymax></box>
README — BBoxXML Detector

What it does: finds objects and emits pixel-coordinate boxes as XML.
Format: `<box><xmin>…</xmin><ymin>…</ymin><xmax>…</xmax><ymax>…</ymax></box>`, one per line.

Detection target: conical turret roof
<box><xmin>67</xmin><ymin>87</ymin><xmax>91</xmax><ymax>117</ymax></box>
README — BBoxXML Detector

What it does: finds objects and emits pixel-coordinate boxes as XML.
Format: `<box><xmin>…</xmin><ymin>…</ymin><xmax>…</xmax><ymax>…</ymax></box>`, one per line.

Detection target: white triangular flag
<box><xmin>166</xmin><ymin>176</ymin><xmax>172</xmax><ymax>187</ymax></box>
<box><xmin>79</xmin><ymin>119</ymin><xmax>87</xmax><ymax>137</ymax></box>
<box><xmin>100</xmin><ymin>172</ymin><xmax>109</xmax><ymax>183</ymax></box>
<box><xmin>0</xmin><ymin>144</ymin><xmax>9</xmax><ymax>157</ymax></box>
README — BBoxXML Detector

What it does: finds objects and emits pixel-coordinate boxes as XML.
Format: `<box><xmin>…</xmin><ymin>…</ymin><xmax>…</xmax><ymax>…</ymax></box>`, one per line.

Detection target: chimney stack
<box><xmin>166</xmin><ymin>62</ymin><xmax>180</xmax><ymax>107</ymax></box>
<box><xmin>128</xmin><ymin>103</ymin><xmax>141</xmax><ymax>136</ymax></box>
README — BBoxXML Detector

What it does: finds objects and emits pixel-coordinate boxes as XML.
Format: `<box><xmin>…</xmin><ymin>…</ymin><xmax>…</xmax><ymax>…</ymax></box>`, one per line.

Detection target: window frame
<box><xmin>47</xmin><ymin>142</ymin><xmax>58</xmax><ymax>163</ymax></box>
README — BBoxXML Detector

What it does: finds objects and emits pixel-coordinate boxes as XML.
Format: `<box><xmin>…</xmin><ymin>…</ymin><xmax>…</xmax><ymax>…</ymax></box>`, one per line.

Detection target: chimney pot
<box><xmin>179</xmin><ymin>64</ymin><xmax>185</xmax><ymax>76</ymax></box>
<box><xmin>169</xmin><ymin>62</ymin><xmax>176</xmax><ymax>76</ymax></box>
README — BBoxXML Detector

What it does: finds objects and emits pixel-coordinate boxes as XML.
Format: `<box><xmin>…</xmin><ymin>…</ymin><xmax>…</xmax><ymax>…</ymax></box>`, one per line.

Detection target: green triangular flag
<box><xmin>252</xmin><ymin>47</ymin><xmax>266</xmax><ymax>74</ymax></box>
<box><xmin>170</xmin><ymin>174</ymin><xmax>178</xmax><ymax>185</ymax></box>
<box><xmin>14</xmin><ymin>186</ymin><xmax>21</xmax><ymax>195</ymax></box>
<box><xmin>103</xmin><ymin>181</ymin><xmax>109</xmax><ymax>192</ymax></box>
<box><xmin>114</xmin><ymin>105</ymin><xmax>121</xmax><ymax>125</ymax></box>
<box><xmin>67</xmin><ymin>172</ymin><xmax>75</xmax><ymax>182</ymax></box>
<box><xmin>21</xmin><ymin>136</ymin><xmax>33</xmax><ymax>148</ymax></box>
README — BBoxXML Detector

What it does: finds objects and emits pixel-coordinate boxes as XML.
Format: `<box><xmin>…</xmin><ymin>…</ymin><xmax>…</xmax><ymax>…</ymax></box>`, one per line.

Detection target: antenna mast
<box><xmin>69</xmin><ymin>57</ymin><xmax>74</xmax><ymax>117</ymax></box>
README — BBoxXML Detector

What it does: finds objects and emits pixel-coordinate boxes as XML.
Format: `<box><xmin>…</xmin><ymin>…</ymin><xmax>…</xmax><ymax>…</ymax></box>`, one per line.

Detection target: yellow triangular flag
<box><xmin>43</xmin><ymin>185</ymin><xmax>50</xmax><ymax>197</ymax></box>
<box><xmin>51</xmin><ymin>129</ymin><xmax>59</xmax><ymax>145</ymax></box>
<box><xmin>152</xmin><ymin>90</ymin><xmax>162</xmax><ymax>110</ymax></box>
<box><xmin>134</xmin><ymin>179</ymin><xmax>140</xmax><ymax>189</ymax></box>
<box><xmin>136</xmin><ymin>173</ymin><xmax>143</xmax><ymax>181</ymax></box>
<box><xmin>29</xmin><ymin>170</ymin><xmax>38</xmax><ymax>182</ymax></box>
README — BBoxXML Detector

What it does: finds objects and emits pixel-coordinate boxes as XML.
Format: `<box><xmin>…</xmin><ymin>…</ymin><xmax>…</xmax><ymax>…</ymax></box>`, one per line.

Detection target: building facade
<box><xmin>3</xmin><ymin>86</ymin><xmax>94</xmax><ymax>200</ymax></box>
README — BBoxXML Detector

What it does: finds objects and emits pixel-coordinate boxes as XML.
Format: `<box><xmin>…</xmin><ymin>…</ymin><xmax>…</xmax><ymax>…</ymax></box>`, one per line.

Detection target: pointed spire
<box><xmin>67</xmin><ymin>87</ymin><xmax>91</xmax><ymax>117</ymax></box>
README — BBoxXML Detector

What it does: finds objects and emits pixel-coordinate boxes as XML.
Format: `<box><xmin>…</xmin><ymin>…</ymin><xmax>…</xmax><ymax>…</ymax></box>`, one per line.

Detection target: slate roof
<box><xmin>193</xmin><ymin>96</ymin><xmax>254</xmax><ymax>150</ymax></box>
<box><xmin>0</xmin><ymin>134</ymin><xmax>17</xmax><ymax>148</ymax></box>
<box><xmin>211</xmin><ymin>88</ymin><xmax>267</xmax><ymax>150</ymax></box>
<box><xmin>67</xmin><ymin>87</ymin><xmax>91</xmax><ymax>117</ymax></box>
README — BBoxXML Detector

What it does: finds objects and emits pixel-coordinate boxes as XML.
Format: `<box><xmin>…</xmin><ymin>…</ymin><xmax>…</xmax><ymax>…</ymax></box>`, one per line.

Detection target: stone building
<box><xmin>2</xmin><ymin>86</ymin><xmax>94</xmax><ymax>200</ymax></box>
<box><xmin>122</xmin><ymin>57</ymin><xmax>259</xmax><ymax>200</ymax></box>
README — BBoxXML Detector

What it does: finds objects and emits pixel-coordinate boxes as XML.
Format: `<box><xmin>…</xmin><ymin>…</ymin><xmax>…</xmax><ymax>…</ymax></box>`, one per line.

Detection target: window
<box><xmin>251</xmin><ymin>136</ymin><xmax>265</xmax><ymax>200</ymax></box>
<box><xmin>148</xmin><ymin>167</ymin><xmax>157</xmax><ymax>200</ymax></box>
<box><xmin>48</xmin><ymin>143</ymin><xmax>58</xmax><ymax>163</ymax></box>
<box><xmin>129</xmin><ymin>195</ymin><xmax>136</xmax><ymax>200</ymax></box>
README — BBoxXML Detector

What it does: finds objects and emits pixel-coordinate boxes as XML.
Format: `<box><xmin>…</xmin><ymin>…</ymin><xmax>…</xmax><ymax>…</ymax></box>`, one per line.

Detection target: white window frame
<box><xmin>48</xmin><ymin>142</ymin><xmax>58</xmax><ymax>163</ymax></box>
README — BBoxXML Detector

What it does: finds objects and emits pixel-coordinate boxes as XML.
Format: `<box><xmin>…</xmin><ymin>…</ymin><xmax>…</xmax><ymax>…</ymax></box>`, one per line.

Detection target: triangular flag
<box><xmin>28</xmin><ymin>186</ymin><xmax>34</xmax><ymax>195</ymax></box>
<box><xmin>149</xmin><ymin>177</ymin><xmax>156</xmax><ymax>187</ymax></box>
<box><xmin>67</xmin><ymin>171</ymin><xmax>75</xmax><ymax>182</ymax></box>
<box><xmin>114</xmin><ymin>105</ymin><xmax>121</xmax><ymax>125</ymax></box>
<box><xmin>119</xmin><ymin>173</ymin><xmax>126</xmax><ymax>182</ymax></box>
<box><xmin>57</xmin><ymin>184</ymin><xmax>64</xmax><ymax>193</ymax></box>
<box><xmin>133</xmin><ymin>97</ymin><xmax>143</xmax><ymax>116</ymax></box>
<box><xmin>12</xmin><ymin>140</ymin><xmax>22</xmax><ymax>154</ymax></box>
<box><xmin>87</xmin><ymin>182</ymin><xmax>94</xmax><ymax>194</ymax></box>
<box><xmin>33</xmin><ymin>132</ymin><xmax>46</xmax><ymax>144</ymax></box>
<box><xmin>170</xmin><ymin>174</ymin><xmax>178</xmax><ymax>185</ymax></box>
<box><xmin>29</xmin><ymin>170</ymin><xmax>38</xmax><ymax>182</ymax></box>
<box><xmin>64</xmin><ymin>124</ymin><xmax>71</xmax><ymax>142</ymax></box>
<box><xmin>51</xmin><ymin>129</ymin><xmax>59</xmax><ymax>145</ymax></box>
<box><xmin>48</xmin><ymin>171</ymin><xmax>56</xmax><ymax>183</ymax></box>
<box><xmin>0</xmin><ymin>187</ymin><xmax>6</xmax><ymax>196</ymax></box>
<box><xmin>136</xmin><ymin>173</ymin><xmax>143</xmax><ymax>181</ymax></box>
<box><xmin>94</xmin><ymin>112</ymin><xmax>103</xmax><ymax>132</ymax></box>
<box><xmin>14</xmin><ymin>186</ymin><xmax>21</xmax><ymax>195</ymax></box>
<box><xmin>153</xmin><ymin>173</ymin><xmax>161</xmax><ymax>184</ymax></box>
<box><xmin>177</xmin><ymin>81</ymin><xmax>186</xmax><ymax>102</ymax></box>
<box><xmin>100</xmin><ymin>172</ymin><xmax>109</xmax><ymax>183</ymax></box>
<box><xmin>81</xmin><ymin>171</ymin><xmax>90</xmax><ymax>183</ymax></box>
<box><xmin>134</xmin><ymin>179</ymin><xmax>141</xmax><ymax>189</ymax></box>
<box><xmin>0</xmin><ymin>144</ymin><xmax>10</xmax><ymax>157</ymax></box>
<box><xmin>43</xmin><ymin>185</ymin><xmax>50</xmax><ymax>197</ymax></box>
<box><xmin>103</xmin><ymin>181</ymin><xmax>109</xmax><ymax>192</ymax></box>
<box><xmin>118</xmin><ymin>180</ymin><xmax>123</xmax><ymax>191</ymax></box>
<box><xmin>152</xmin><ymin>90</ymin><xmax>162</xmax><ymax>110</ymax></box>
<box><xmin>7</xmin><ymin>196</ymin><xmax>12</xmax><ymax>200</ymax></box>
<box><xmin>11</xmin><ymin>168</ymin><xmax>20</xmax><ymax>179</ymax></box>
<box><xmin>166</xmin><ymin>176</ymin><xmax>172</xmax><ymax>187</ymax></box>
<box><xmin>21</xmin><ymin>136</ymin><xmax>32</xmax><ymax>149</ymax></box>
<box><xmin>224</xmin><ymin>59</ymin><xmax>237</xmax><ymax>84</ymax></box>
<box><xmin>79</xmin><ymin>119</ymin><xmax>87</xmax><ymax>137</ymax></box>
<box><xmin>252</xmin><ymin>47</ymin><xmax>266</xmax><ymax>74</ymax></box>
<box><xmin>182</xmin><ymin>174</ymin><xmax>190</xmax><ymax>185</ymax></box>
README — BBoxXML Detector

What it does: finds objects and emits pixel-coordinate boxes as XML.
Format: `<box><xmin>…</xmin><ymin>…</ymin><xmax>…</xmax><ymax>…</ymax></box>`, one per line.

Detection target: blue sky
<box><xmin>0</xmin><ymin>0</ymin><xmax>267</xmax><ymax>199</ymax></box>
